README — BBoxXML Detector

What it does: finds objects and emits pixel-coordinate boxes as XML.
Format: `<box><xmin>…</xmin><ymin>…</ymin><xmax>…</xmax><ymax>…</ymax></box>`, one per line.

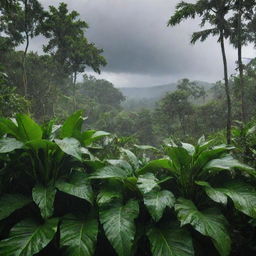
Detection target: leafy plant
<box><xmin>0</xmin><ymin>112</ymin><xmax>255</xmax><ymax>256</ymax></box>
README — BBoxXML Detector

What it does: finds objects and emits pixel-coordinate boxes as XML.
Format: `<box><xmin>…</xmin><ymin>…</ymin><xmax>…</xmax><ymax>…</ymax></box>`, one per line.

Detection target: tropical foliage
<box><xmin>0</xmin><ymin>112</ymin><xmax>256</xmax><ymax>256</ymax></box>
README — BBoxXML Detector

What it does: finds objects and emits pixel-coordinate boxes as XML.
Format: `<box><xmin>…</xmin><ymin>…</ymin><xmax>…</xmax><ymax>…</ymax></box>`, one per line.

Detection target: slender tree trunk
<box><xmin>22</xmin><ymin>0</ymin><xmax>29</xmax><ymax>97</ymax></box>
<box><xmin>73</xmin><ymin>71</ymin><xmax>77</xmax><ymax>111</ymax></box>
<box><xmin>220</xmin><ymin>31</ymin><xmax>232</xmax><ymax>144</ymax></box>
<box><xmin>237</xmin><ymin>0</ymin><xmax>246</xmax><ymax>122</ymax></box>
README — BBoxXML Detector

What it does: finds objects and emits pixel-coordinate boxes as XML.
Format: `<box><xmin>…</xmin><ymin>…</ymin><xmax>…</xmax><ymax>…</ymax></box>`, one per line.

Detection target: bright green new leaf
<box><xmin>56</xmin><ymin>171</ymin><xmax>93</xmax><ymax>204</ymax></box>
<box><xmin>16</xmin><ymin>114</ymin><xmax>42</xmax><ymax>141</ymax></box>
<box><xmin>60</xmin><ymin>214</ymin><xmax>98</xmax><ymax>256</ymax></box>
<box><xmin>60</xmin><ymin>110</ymin><xmax>84</xmax><ymax>139</ymax></box>
<box><xmin>175</xmin><ymin>198</ymin><xmax>231</xmax><ymax>256</ymax></box>
<box><xmin>55</xmin><ymin>138</ymin><xmax>82</xmax><ymax>161</ymax></box>
<box><xmin>0</xmin><ymin>194</ymin><xmax>31</xmax><ymax>221</ymax></box>
<box><xmin>32</xmin><ymin>185</ymin><xmax>56</xmax><ymax>219</ymax></box>
<box><xmin>0</xmin><ymin>117</ymin><xmax>19</xmax><ymax>138</ymax></box>
<box><xmin>144</xmin><ymin>190</ymin><xmax>175</xmax><ymax>221</ymax></box>
<box><xmin>0</xmin><ymin>218</ymin><xmax>58</xmax><ymax>256</ymax></box>
<box><xmin>147</xmin><ymin>222</ymin><xmax>194</xmax><ymax>256</ymax></box>
<box><xmin>99</xmin><ymin>200</ymin><xmax>139</xmax><ymax>256</ymax></box>
<box><xmin>0</xmin><ymin>138</ymin><xmax>24</xmax><ymax>153</ymax></box>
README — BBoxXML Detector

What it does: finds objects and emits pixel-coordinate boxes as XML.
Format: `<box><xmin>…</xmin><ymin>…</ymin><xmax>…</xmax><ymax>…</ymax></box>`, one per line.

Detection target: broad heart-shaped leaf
<box><xmin>147</xmin><ymin>222</ymin><xmax>194</xmax><ymax>256</ymax></box>
<box><xmin>55</xmin><ymin>138</ymin><xmax>82</xmax><ymax>161</ymax></box>
<box><xmin>60</xmin><ymin>214</ymin><xmax>98</xmax><ymax>256</ymax></box>
<box><xmin>99</xmin><ymin>200</ymin><xmax>139</xmax><ymax>256</ymax></box>
<box><xmin>137</xmin><ymin>173</ymin><xmax>159</xmax><ymax>194</ymax></box>
<box><xmin>60</xmin><ymin>110</ymin><xmax>84</xmax><ymax>139</ymax></box>
<box><xmin>204</xmin><ymin>155</ymin><xmax>255</xmax><ymax>176</ymax></box>
<box><xmin>175</xmin><ymin>198</ymin><xmax>231</xmax><ymax>256</ymax></box>
<box><xmin>32</xmin><ymin>185</ymin><xmax>56</xmax><ymax>219</ymax></box>
<box><xmin>0</xmin><ymin>194</ymin><xmax>31</xmax><ymax>221</ymax></box>
<box><xmin>0</xmin><ymin>218</ymin><xmax>58</xmax><ymax>256</ymax></box>
<box><xmin>198</xmin><ymin>181</ymin><xmax>256</xmax><ymax>218</ymax></box>
<box><xmin>90</xmin><ymin>165</ymin><xmax>133</xmax><ymax>180</ymax></box>
<box><xmin>137</xmin><ymin>158</ymin><xmax>176</xmax><ymax>175</ymax></box>
<box><xmin>144</xmin><ymin>190</ymin><xmax>175</xmax><ymax>221</ymax></box>
<box><xmin>56</xmin><ymin>171</ymin><xmax>93</xmax><ymax>204</ymax></box>
<box><xmin>15</xmin><ymin>114</ymin><xmax>42</xmax><ymax>141</ymax></box>
<box><xmin>0</xmin><ymin>138</ymin><xmax>24</xmax><ymax>153</ymax></box>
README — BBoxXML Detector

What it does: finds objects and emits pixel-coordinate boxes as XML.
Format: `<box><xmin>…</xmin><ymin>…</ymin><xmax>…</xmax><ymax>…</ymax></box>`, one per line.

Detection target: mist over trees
<box><xmin>1</xmin><ymin>1</ymin><xmax>256</xmax><ymax>255</ymax></box>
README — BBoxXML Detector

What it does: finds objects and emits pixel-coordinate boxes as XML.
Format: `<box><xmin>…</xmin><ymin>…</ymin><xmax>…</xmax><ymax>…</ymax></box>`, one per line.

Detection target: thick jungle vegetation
<box><xmin>0</xmin><ymin>0</ymin><xmax>256</xmax><ymax>255</ymax></box>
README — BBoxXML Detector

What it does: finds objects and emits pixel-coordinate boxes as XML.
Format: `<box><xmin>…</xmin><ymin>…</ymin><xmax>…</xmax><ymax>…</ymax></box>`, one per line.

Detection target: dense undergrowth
<box><xmin>0</xmin><ymin>111</ymin><xmax>256</xmax><ymax>256</ymax></box>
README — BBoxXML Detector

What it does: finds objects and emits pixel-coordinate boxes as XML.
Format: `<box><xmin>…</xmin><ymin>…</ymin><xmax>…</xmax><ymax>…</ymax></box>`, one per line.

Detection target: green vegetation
<box><xmin>0</xmin><ymin>112</ymin><xmax>256</xmax><ymax>256</ymax></box>
<box><xmin>1</xmin><ymin>0</ymin><xmax>256</xmax><ymax>255</ymax></box>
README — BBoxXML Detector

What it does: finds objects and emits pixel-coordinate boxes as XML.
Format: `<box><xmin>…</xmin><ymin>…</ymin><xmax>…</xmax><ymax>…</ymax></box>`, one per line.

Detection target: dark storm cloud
<box><xmin>38</xmin><ymin>0</ymin><xmax>253</xmax><ymax>86</ymax></box>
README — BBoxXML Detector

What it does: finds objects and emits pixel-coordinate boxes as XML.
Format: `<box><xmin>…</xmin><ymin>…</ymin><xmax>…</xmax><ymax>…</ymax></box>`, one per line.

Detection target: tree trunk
<box><xmin>237</xmin><ymin>0</ymin><xmax>246</xmax><ymax>122</ymax></box>
<box><xmin>220</xmin><ymin>31</ymin><xmax>232</xmax><ymax>144</ymax></box>
<box><xmin>22</xmin><ymin>0</ymin><xmax>29</xmax><ymax>97</ymax></box>
<box><xmin>73</xmin><ymin>71</ymin><xmax>77</xmax><ymax>111</ymax></box>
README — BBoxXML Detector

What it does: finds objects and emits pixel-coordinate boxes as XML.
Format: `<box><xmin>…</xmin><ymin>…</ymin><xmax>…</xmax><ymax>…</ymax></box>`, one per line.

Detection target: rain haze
<box><xmin>29</xmin><ymin>0</ymin><xmax>255</xmax><ymax>87</ymax></box>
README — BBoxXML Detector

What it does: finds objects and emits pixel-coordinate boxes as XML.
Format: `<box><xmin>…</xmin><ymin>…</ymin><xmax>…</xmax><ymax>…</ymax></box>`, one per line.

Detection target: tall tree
<box><xmin>0</xmin><ymin>0</ymin><xmax>45</xmax><ymax>96</ymax></box>
<box><xmin>40</xmin><ymin>2</ymin><xmax>107</xmax><ymax>110</ymax></box>
<box><xmin>168</xmin><ymin>0</ymin><xmax>233</xmax><ymax>144</ymax></box>
<box><xmin>228</xmin><ymin>0</ymin><xmax>256</xmax><ymax>122</ymax></box>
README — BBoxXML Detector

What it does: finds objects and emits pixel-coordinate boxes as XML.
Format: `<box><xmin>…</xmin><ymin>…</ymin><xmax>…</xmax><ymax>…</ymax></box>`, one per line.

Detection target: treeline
<box><xmin>1</xmin><ymin>0</ymin><xmax>256</xmax><ymax>147</ymax></box>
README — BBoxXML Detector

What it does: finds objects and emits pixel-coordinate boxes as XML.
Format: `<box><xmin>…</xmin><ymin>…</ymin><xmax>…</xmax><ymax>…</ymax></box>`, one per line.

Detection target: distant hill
<box><xmin>119</xmin><ymin>81</ymin><xmax>213</xmax><ymax>101</ymax></box>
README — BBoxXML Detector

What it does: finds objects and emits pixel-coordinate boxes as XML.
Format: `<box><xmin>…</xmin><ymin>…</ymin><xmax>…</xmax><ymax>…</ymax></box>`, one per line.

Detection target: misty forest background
<box><xmin>0</xmin><ymin>0</ymin><xmax>256</xmax><ymax>146</ymax></box>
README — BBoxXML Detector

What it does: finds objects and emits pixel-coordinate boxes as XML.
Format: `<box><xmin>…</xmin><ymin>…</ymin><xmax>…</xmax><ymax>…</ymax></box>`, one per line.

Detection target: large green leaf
<box><xmin>55</xmin><ymin>138</ymin><xmax>82</xmax><ymax>161</ymax></box>
<box><xmin>196</xmin><ymin>181</ymin><xmax>227</xmax><ymax>205</ymax></box>
<box><xmin>0</xmin><ymin>138</ymin><xmax>24</xmax><ymax>153</ymax></box>
<box><xmin>32</xmin><ymin>185</ymin><xmax>56</xmax><ymax>219</ymax></box>
<box><xmin>120</xmin><ymin>148</ymin><xmax>139</xmax><ymax>170</ymax></box>
<box><xmin>0</xmin><ymin>194</ymin><xmax>31</xmax><ymax>221</ymax></box>
<box><xmin>147</xmin><ymin>222</ymin><xmax>194</xmax><ymax>256</ymax></box>
<box><xmin>99</xmin><ymin>200</ymin><xmax>139</xmax><ymax>256</ymax></box>
<box><xmin>60</xmin><ymin>214</ymin><xmax>98</xmax><ymax>256</ymax></box>
<box><xmin>0</xmin><ymin>218</ymin><xmax>58</xmax><ymax>256</ymax></box>
<box><xmin>60</xmin><ymin>110</ymin><xmax>84</xmax><ymax>139</ymax></box>
<box><xmin>165</xmin><ymin>145</ymin><xmax>192</xmax><ymax>171</ymax></box>
<box><xmin>56</xmin><ymin>171</ymin><xmax>93</xmax><ymax>204</ymax></box>
<box><xmin>0</xmin><ymin>117</ymin><xmax>19</xmax><ymax>138</ymax></box>
<box><xmin>175</xmin><ymin>198</ymin><xmax>231</xmax><ymax>256</ymax></box>
<box><xmin>16</xmin><ymin>114</ymin><xmax>42</xmax><ymax>141</ymax></box>
<box><xmin>83</xmin><ymin>130</ymin><xmax>110</xmax><ymax>146</ymax></box>
<box><xmin>198</xmin><ymin>181</ymin><xmax>256</xmax><ymax>218</ymax></box>
<box><xmin>204</xmin><ymin>155</ymin><xmax>255</xmax><ymax>175</ymax></box>
<box><xmin>97</xmin><ymin>187</ymin><xmax>123</xmax><ymax>206</ymax></box>
<box><xmin>223</xmin><ymin>181</ymin><xmax>256</xmax><ymax>218</ymax></box>
<box><xmin>138</xmin><ymin>159</ymin><xmax>175</xmax><ymax>175</ymax></box>
<box><xmin>137</xmin><ymin>173</ymin><xmax>159</xmax><ymax>194</ymax></box>
<box><xmin>144</xmin><ymin>190</ymin><xmax>175</xmax><ymax>221</ymax></box>
<box><xmin>90</xmin><ymin>165</ymin><xmax>132</xmax><ymax>180</ymax></box>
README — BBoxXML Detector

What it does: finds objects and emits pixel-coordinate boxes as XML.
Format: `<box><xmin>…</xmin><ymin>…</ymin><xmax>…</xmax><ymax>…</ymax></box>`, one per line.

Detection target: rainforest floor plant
<box><xmin>0</xmin><ymin>111</ymin><xmax>256</xmax><ymax>256</ymax></box>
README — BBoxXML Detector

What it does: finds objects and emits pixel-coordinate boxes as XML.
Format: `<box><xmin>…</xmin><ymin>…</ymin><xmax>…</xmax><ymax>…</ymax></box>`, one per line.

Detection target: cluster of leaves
<box><xmin>0</xmin><ymin>111</ymin><xmax>256</xmax><ymax>256</ymax></box>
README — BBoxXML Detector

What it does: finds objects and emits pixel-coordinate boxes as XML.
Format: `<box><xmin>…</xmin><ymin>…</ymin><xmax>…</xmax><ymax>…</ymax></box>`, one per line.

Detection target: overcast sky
<box><xmin>29</xmin><ymin>0</ymin><xmax>255</xmax><ymax>87</ymax></box>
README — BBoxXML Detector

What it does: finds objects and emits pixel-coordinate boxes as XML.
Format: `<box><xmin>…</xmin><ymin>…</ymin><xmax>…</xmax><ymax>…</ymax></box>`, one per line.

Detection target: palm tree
<box><xmin>168</xmin><ymin>0</ymin><xmax>233</xmax><ymax>144</ymax></box>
